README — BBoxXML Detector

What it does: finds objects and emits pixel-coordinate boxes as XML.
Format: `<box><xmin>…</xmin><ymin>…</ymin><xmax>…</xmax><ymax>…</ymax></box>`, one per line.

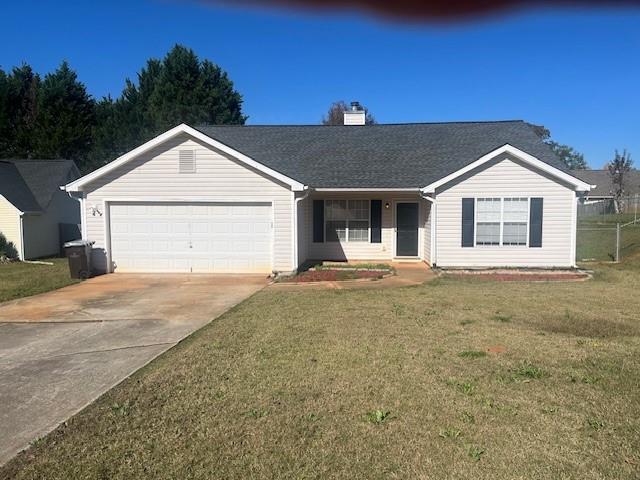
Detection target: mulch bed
<box><xmin>283</xmin><ymin>269</ymin><xmax>387</xmax><ymax>283</ymax></box>
<box><xmin>447</xmin><ymin>272</ymin><xmax>590</xmax><ymax>282</ymax></box>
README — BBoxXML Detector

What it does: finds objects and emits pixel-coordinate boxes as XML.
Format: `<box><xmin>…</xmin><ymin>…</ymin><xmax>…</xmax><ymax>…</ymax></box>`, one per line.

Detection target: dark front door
<box><xmin>396</xmin><ymin>202</ymin><xmax>419</xmax><ymax>256</ymax></box>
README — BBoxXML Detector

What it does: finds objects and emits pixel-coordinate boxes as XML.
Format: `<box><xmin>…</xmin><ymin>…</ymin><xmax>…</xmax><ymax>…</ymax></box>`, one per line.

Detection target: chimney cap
<box><xmin>344</xmin><ymin>101</ymin><xmax>366</xmax><ymax>125</ymax></box>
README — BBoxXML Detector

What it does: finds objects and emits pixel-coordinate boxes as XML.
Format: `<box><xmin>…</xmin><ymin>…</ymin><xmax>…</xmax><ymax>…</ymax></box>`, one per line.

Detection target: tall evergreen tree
<box><xmin>89</xmin><ymin>45</ymin><xmax>246</xmax><ymax>170</ymax></box>
<box><xmin>0</xmin><ymin>68</ymin><xmax>10</xmax><ymax>155</ymax></box>
<box><xmin>33</xmin><ymin>61</ymin><xmax>96</xmax><ymax>162</ymax></box>
<box><xmin>5</xmin><ymin>64</ymin><xmax>40</xmax><ymax>157</ymax></box>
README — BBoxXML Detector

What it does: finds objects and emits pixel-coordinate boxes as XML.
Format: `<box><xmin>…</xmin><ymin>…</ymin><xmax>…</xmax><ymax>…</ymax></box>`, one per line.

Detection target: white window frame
<box><xmin>474</xmin><ymin>197</ymin><xmax>530</xmax><ymax>247</ymax></box>
<box><xmin>324</xmin><ymin>199</ymin><xmax>371</xmax><ymax>243</ymax></box>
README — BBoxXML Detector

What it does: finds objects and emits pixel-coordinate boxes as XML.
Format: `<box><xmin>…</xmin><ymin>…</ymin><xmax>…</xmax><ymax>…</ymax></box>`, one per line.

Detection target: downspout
<box><xmin>420</xmin><ymin>191</ymin><xmax>436</xmax><ymax>267</ymax></box>
<box><xmin>19</xmin><ymin>213</ymin><xmax>25</xmax><ymax>261</ymax></box>
<box><xmin>62</xmin><ymin>186</ymin><xmax>85</xmax><ymax>240</ymax></box>
<box><xmin>293</xmin><ymin>187</ymin><xmax>310</xmax><ymax>272</ymax></box>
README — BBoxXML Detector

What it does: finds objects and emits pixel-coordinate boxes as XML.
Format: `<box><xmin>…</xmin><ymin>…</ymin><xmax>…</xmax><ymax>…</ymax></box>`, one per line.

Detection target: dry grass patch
<box><xmin>2</xmin><ymin>259</ymin><xmax>640</xmax><ymax>479</ymax></box>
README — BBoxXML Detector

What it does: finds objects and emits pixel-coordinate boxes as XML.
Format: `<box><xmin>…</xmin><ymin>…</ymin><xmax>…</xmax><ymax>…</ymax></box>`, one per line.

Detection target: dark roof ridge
<box><xmin>196</xmin><ymin>119</ymin><xmax>526</xmax><ymax>128</ymax></box>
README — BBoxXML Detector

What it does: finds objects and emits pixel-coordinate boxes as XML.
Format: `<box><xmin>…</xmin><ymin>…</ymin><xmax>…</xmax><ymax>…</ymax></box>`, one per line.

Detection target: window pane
<box><xmin>348</xmin><ymin>200</ymin><xmax>369</xmax><ymax>220</ymax></box>
<box><xmin>326</xmin><ymin>220</ymin><xmax>346</xmax><ymax>242</ymax></box>
<box><xmin>477</xmin><ymin>198</ymin><xmax>501</xmax><ymax>222</ymax></box>
<box><xmin>503</xmin><ymin>222</ymin><xmax>527</xmax><ymax>245</ymax></box>
<box><xmin>348</xmin><ymin>220</ymin><xmax>369</xmax><ymax>242</ymax></box>
<box><xmin>477</xmin><ymin>222</ymin><xmax>500</xmax><ymax>245</ymax></box>
<box><xmin>325</xmin><ymin>200</ymin><xmax>347</xmax><ymax>220</ymax></box>
<box><xmin>504</xmin><ymin>198</ymin><xmax>528</xmax><ymax>222</ymax></box>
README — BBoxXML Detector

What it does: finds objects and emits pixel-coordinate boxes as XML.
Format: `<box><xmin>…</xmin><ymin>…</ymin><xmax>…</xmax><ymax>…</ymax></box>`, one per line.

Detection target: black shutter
<box><xmin>529</xmin><ymin>198</ymin><xmax>543</xmax><ymax>247</ymax></box>
<box><xmin>370</xmin><ymin>200</ymin><xmax>382</xmax><ymax>243</ymax></box>
<box><xmin>461</xmin><ymin>198</ymin><xmax>475</xmax><ymax>247</ymax></box>
<box><xmin>313</xmin><ymin>200</ymin><xmax>324</xmax><ymax>243</ymax></box>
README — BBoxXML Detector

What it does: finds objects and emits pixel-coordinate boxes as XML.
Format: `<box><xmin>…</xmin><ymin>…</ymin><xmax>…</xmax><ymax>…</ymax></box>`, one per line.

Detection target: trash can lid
<box><xmin>63</xmin><ymin>239</ymin><xmax>95</xmax><ymax>247</ymax></box>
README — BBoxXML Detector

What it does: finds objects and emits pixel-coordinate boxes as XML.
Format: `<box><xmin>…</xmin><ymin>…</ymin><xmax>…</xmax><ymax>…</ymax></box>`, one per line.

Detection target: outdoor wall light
<box><xmin>90</xmin><ymin>205</ymin><xmax>103</xmax><ymax>217</ymax></box>
<box><xmin>385</xmin><ymin>202</ymin><xmax>390</xmax><ymax>209</ymax></box>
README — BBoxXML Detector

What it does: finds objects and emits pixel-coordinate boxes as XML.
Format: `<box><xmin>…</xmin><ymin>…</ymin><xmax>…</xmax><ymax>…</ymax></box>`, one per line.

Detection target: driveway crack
<box><xmin>0</xmin><ymin>342</ymin><xmax>176</xmax><ymax>365</ymax></box>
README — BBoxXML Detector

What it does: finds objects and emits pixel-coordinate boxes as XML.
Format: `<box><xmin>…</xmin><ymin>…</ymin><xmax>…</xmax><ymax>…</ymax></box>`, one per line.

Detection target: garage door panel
<box><xmin>110</xmin><ymin>202</ymin><xmax>272</xmax><ymax>273</ymax></box>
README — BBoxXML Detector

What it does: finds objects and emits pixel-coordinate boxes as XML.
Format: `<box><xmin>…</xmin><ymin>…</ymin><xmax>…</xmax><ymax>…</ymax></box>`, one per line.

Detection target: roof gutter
<box><xmin>313</xmin><ymin>187</ymin><xmax>421</xmax><ymax>192</ymax></box>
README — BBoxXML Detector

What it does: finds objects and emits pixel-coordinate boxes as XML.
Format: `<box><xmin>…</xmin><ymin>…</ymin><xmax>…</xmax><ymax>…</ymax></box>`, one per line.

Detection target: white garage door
<box><xmin>109</xmin><ymin>202</ymin><xmax>272</xmax><ymax>273</ymax></box>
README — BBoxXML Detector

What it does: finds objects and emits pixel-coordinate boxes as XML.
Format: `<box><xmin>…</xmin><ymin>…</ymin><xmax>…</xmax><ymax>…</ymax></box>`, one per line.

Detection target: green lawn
<box><xmin>2</xmin><ymin>259</ymin><xmax>640</xmax><ymax>479</ymax></box>
<box><xmin>577</xmin><ymin>214</ymin><xmax>640</xmax><ymax>261</ymax></box>
<box><xmin>0</xmin><ymin>258</ymin><xmax>78</xmax><ymax>303</ymax></box>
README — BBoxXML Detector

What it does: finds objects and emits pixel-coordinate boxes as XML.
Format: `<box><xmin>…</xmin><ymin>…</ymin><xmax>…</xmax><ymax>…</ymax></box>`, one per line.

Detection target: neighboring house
<box><xmin>63</xmin><ymin>109</ymin><xmax>592</xmax><ymax>274</ymax></box>
<box><xmin>0</xmin><ymin>160</ymin><xmax>81</xmax><ymax>260</ymax></box>
<box><xmin>570</xmin><ymin>169</ymin><xmax>640</xmax><ymax>202</ymax></box>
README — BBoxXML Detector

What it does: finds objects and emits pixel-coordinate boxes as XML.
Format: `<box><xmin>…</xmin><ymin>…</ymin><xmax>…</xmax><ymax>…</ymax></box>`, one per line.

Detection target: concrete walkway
<box><xmin>270</xmin><ymin>262</ymin><xmax>436</xmax><ymax>290</ymax></box>
<box><xmin>0</xmin><ymin>274</ymin><xmax>267</xmax><ymax>465</ymax></box>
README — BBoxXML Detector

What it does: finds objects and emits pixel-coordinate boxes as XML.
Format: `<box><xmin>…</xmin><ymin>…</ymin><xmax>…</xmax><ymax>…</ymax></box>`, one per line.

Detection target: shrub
<box><xmin>0</xmin><ymin>232</ymin><xmax>18</xmax><ymax>259</ymax></box>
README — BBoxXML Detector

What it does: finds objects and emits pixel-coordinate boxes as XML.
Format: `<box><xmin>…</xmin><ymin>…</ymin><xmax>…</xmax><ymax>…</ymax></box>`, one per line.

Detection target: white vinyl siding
<box><xmin>82</xmin><ymin>133</ymin><xmax>294</xmax><ymax>273</ymax></box>
<box><xmin>305</xmin><ymin>193</ymin><xmax>428</xmax><ymax>261</ymax></box>
<box><xmin>435</xmin><ymin>155</ymin><xmax>575</xmax><ymax>268</ymax></box>
<box><xmin>22</xmin><ymin>190</ymin><xmax>80</xmax><ymax>260</ymax></box>
<box><xmin>0</xmin><ymin>195</ymin><xmax>22</xmax><ymax>259</ymax></box>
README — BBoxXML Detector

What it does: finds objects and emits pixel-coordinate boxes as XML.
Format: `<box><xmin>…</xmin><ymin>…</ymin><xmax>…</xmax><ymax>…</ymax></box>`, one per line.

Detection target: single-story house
<box><xmin>63</xmin><ymin>109</ymin><xmax>592</xmax><ymax>274</ymax></box>
<box><xmin>0</xmin><ymin>159</ymin><xmax>81</xmax><ymax>260</ymax></box>
<box><xmin>570</xmin><ymin>169</ymin><xmax>640</xmax><ymax>202</ymax></box>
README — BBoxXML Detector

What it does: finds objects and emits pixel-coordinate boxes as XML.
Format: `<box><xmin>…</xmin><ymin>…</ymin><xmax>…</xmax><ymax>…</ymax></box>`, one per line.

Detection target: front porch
<box><xmin>296</xmin><ymin>191</ymin><xmax>433</xmax><ymax>268</ymax></box>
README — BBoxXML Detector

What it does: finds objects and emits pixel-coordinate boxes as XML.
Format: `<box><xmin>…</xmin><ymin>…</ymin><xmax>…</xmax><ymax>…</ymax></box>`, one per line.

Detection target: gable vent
<box><xmin>179</xmin><ymin>149</ymin><xmax>196</xmax><ymax>173</ymax></box>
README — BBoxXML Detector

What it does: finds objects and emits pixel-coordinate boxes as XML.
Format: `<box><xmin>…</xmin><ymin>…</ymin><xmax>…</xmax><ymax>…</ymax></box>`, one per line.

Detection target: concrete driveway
<box><xmin>0</xmin><ymin>274</ymin><xmax>268</xmax><ymax>465</ymax></box>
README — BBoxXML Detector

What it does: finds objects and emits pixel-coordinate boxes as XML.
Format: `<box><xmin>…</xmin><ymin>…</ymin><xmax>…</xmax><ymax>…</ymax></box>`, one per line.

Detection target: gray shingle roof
<box><xmin>0</xmin><ymin>160</ymin><xmax>79</xmax><ymax>213</ymax></box>
<box><xmin>570</xmin><ymin>169</ymin><xmax>640</xmax><ymax>198</ymax></box>
<box><xmin>196</xmin><ymin>120</ymin><xmax>565</xmax><ymax>188</ymax></box>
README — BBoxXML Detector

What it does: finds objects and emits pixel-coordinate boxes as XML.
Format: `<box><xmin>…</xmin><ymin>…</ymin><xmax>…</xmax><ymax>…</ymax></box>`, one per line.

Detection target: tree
<box><xmin>88</xmin><ymin>45</ymin><xmax>246</xmax><ymax>170</ymax></box>
<box><xmin>606</xmin><ymin>150</ymin><xmax>634</xmax><ymax>213</ymax></box>
<box><xmin>0</xmin><ymin>68</ymin><xmax>10</xmax><ymax>155</ymax></box>
<box><xmin>322</xmin><ymin>100</ymin><xmax>376</xmax><ymax>125</ymax></box>
<box><xmin>3</xmin><ymin>64</ymin><xmax>40</xmax><ymax>157</ymax></box>
<box><xmin>547</xmin><ymin>141</ymin><xmax>588</xmax><ymax>170</ymax></box>
<box><xmin>0</xmin><ymin>46</ymin><xmax>246</xmax><ymax>171</ymax></box>
<box><xmin>33</xmin><ymin>61</ymin><xmax>96</xmax><ymax>162</ymax></box>
<box><xmin>530</xmin><ymin>123</ymin><xmax>588</xmax><ymax>170</ymax></box>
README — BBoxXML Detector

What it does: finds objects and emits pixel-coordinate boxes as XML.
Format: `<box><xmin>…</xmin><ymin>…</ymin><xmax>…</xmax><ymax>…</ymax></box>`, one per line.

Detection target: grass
<box><xmin>2</xmin><ymin>257</ymin><xmax>640</xmax><ymax>479</ymax></box>
<box><xmin>458</xmin><ymin>350</ymin><xmax>488</xmax><ymax>359</ymax></box>
<box><xmin>0</xmin><ymin>258</ymin><xmax>78</xmax><ymax>303</ymax></box>
<box><xmin>577</xmin><ymin>214</ymin><xmax>640</xmax><ymax>261</ymax></box>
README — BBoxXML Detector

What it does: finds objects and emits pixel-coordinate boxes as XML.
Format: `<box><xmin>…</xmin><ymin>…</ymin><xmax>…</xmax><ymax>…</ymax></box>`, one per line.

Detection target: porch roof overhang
<box><xmin>312</xmin><ymin>187</ymin><xmax>421</xmax><ymax>192</ymax></box>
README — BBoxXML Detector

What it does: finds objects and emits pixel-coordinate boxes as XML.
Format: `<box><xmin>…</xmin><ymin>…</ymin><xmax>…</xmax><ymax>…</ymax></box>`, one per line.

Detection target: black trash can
<box><xmin>64</xmin><ymin>240</ymin><xmax>95</xmax><ymax>279</ymax></box>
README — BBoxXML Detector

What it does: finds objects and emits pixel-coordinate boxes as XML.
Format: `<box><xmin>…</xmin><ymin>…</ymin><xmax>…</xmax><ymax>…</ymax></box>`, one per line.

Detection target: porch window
<box><xmin>475</xmin><ymin>197</ymin><xmax>529</xmax><ymax>246</ymax></box>
<box><xmin>325</xmin><ymin>199</ymin><xmax>370</xmax><ymax>242</ymax></box>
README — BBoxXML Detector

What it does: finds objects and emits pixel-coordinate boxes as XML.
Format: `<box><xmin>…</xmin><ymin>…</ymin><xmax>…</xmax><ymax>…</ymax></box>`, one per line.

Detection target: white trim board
<box><xmin>64</xmin><ymin>124</ymin><xmax>306</xmax><ymax>193</ymax></box>
<box><xmin>421</xmin><ymin>144</ymin><xmax>593</xmax><ymax>193</ymax></box>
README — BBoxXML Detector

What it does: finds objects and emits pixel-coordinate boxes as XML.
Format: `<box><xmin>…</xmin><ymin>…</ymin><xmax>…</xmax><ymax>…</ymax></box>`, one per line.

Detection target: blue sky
<box><xmin>1</xmin><ymin>1</ymin><xmax>638</xmax><ymax>168</ymax></box>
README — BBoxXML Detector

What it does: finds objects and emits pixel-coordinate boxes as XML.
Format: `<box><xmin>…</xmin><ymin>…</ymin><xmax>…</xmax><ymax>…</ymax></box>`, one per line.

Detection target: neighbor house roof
<box><xmin>196</xmin><ymin>120</ymin><xmax>568</xmax><ymax>189</ymax></box>
<box><xmin>0</xmin><ymin>159</ymin><xmax>79</xmax><ymax>213</ymax></box>
<box><xmin>570</xmin><ymin>169</ymin><xmax>640</xmax><ymax>198</ymax></box>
